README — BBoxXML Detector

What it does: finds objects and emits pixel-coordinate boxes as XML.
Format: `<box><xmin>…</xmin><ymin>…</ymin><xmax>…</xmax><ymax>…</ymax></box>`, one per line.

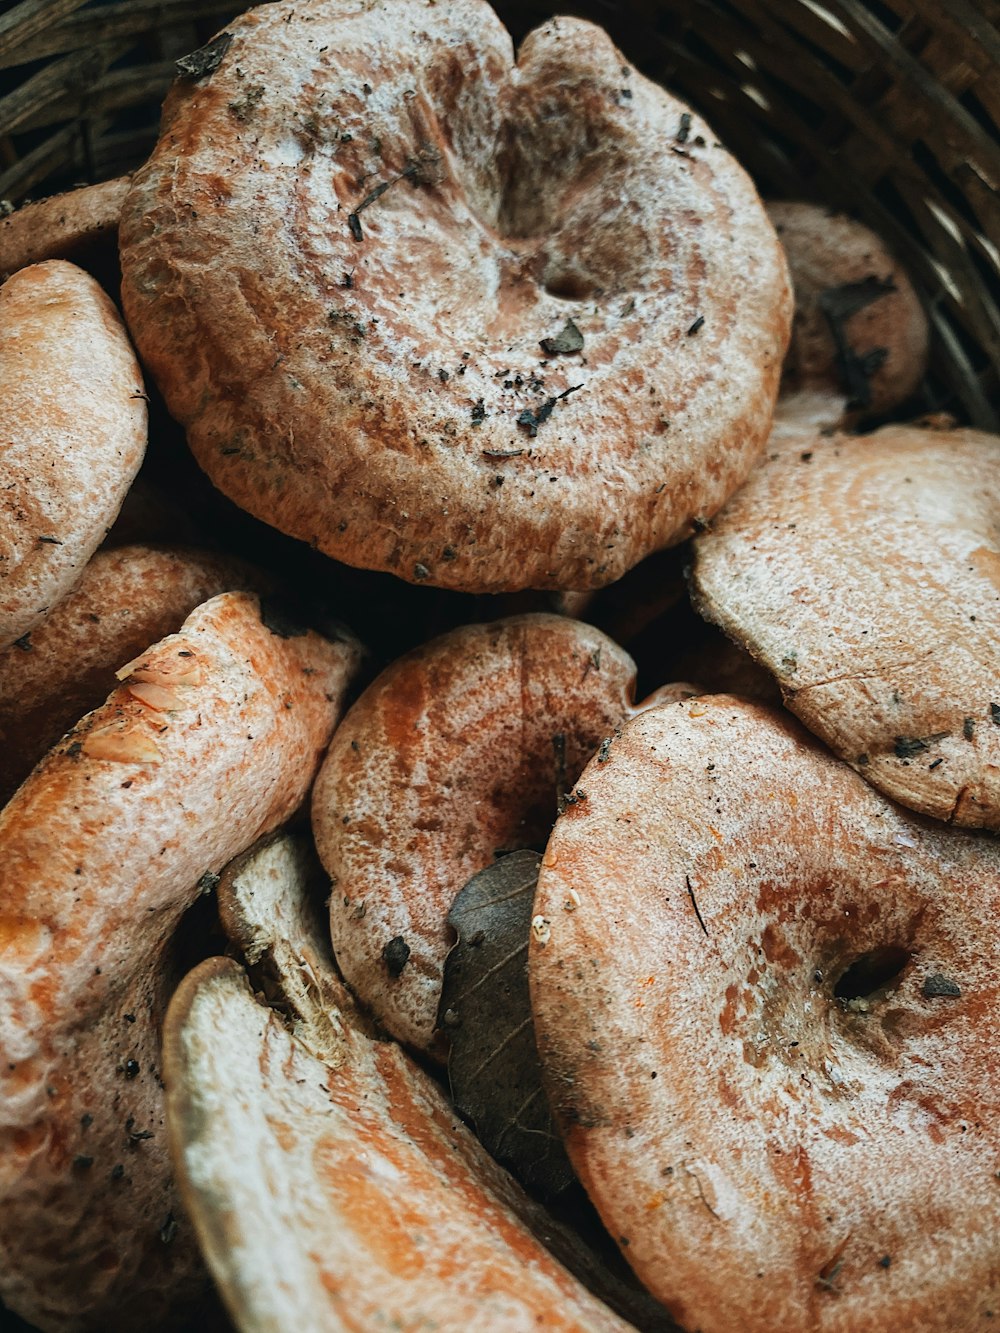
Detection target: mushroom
<box><xmin>119</xmin><ymin>0</ymin><xmax>791</xmax><ymax>592</ymax></box>
<box><xmin>529</xmin><ymin>694</ymin><xmax>1000</xmax><ymax>1332</ymax></box>
<box><xmin>0</xmin><ymin>592</ymin><xmax>359</xmax><ymax>1329</ymax></box>
<box><xmin>0</xmin><ymin>178</ymin><xmax>132</xmax><ymax>280</ymax></box>
<box><xmin>0</xmin><ymin>544</ymin><xmax>264</xmax><ymax>805</ymax></box>
<box><xmin>165</xmin><ymin>831</ymin><xmax>658</xmax><ymax>1332</ymax></box>
<box><xmin>216</xmin><ymin>831</ymin><xmax>374</xmax><ymax>1052</ymax></box>
<box><xmin>312</xmin><ymin>613</ymin><xmax>639</xmax><ymax>1055</ymax></box>
<box><xmin>690</xmin><ymin>422</ymin><xmax>1000</xmax><ymax>826</ymax></box>
<box><xmin>767</xmin><ymin>201</ymin><xmax>928</xmax><ymax>422</ymax></box>
<box><xmin>0</xmin><ymin>260</ymin><xmax>146</xmax><ymax>650</ymax></box>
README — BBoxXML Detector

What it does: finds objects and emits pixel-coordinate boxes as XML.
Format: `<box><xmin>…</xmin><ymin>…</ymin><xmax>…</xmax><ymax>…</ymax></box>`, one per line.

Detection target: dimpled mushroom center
<box><xmin>719</xmin><ymin>890</ymin><xmax>922</xmax><ymax>1090</ymax></box>
<box><xmin>416</xmin><ymin>35</ymin><xmax>658</xmax><ymax>326</ymax></box>
<box><xmin>493</xmin><ymin>99</ymin><xmax>650</xmax><ymax>303</ymax></box>
<box><xmin>833</xmin><ymin>945</ymin><xmax>912</xmax><ymax>1005</ymax></box>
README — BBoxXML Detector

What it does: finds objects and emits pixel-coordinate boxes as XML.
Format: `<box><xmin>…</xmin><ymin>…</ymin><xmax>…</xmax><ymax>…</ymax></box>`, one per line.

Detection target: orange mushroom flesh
<box><xmin>312</xmin><ymin>613</ymin><xmax>639</xmax><ymax>1056</ymax></box>
<box><xmin>529</xmin><ymin>694</ymin><xmax>1000</xmax><ymax>1333</ymax></box>
<box><xmin>691</xmin><ymin>423</ymin><xmax>1000</xmax><ymax>827</ymax></box>
<box><xmin>0</xmin><ymin>592</ymin><xmax>359</xmax><ymax>1330</ymax></box>
<box><xmin>0</xmin><ymin>544</ymin><xmax>263</xmax><ymax>806</ymax></box>
<box><xmin>164</xmin><ymin>833</ymin><xmax>636</xmax><ymax>1333</ymax></box>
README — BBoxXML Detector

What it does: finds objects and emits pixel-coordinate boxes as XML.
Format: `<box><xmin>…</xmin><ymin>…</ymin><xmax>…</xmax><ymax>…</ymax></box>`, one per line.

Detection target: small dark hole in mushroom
<box><xmin>542</xmin><ymin>271</ymin><xmax>593</xmax><ymax>302</ymax></box>
<box><xmin>834</xmin><ymin>946</ymin><xmax>911</xmax><ymax>1001</ymax></box>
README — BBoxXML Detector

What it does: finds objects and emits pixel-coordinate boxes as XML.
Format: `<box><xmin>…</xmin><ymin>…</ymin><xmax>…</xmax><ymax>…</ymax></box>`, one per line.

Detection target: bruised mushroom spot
<box><xmin>28</xmin><ymin>974</ymin><xmax>57</xmax><ymax>1012</ymax></box>
<box><xmin>760</xmin><ymin>923</ymin><xmax>800</xmax><ymax>969</ymax></box>
<box><xmin>968</xmin><ymin>546</ymin><xmax>1000</xmax><ymax>592</ymax></box>
<box><xmin>0</xmin><ymin>915</ymin><xmax>48</xmax><ymax>959</ymax></box>
<box><xmin>272</xmin><ymin>1119</ymin><xmax>297</xmax><ymax>1153</ymax></box>
<box><xmin>379</xmin><ymin>669</ymin><xmax>428</xmax><ymax>767</ymax></box>
<box><xmin>4</xmin><ymin>1062</ymin><xmax>41</xmax><ymax>1094</ymax></box>
<box><xmin>885</xmin><ymin>1080</ymin><xmax>950</xmax><ymax>1144</ymax></box>
<box><xmin>719</xmin><ymin>983</ymin><xmax>741</xmax><ymax>1037</ymax></box>
<box><xmin>715</xmin><ymin>1070</ymin><xmax>742</xmax><ymax>1110</ymax></box>
<box><xmin>317</xmin><ymin>1267</ymin><xmax>342</xmax><ymax>1297</ymax></box>
<box><xmin>351</xmin><ymin>816</ymin><xmax>387</xmax><ymax>849</ymax></box>
<box><xmin>821</xmin><ymin>1123</ymin><xmax>863</xmax><ymax>1146</ymax></box>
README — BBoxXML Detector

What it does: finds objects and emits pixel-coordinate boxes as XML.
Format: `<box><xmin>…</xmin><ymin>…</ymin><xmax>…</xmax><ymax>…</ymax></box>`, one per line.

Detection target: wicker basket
<box><xmin>0</xmin><ymin>0</ymin><xmax>998</xmax><ymax>431</ymax></box>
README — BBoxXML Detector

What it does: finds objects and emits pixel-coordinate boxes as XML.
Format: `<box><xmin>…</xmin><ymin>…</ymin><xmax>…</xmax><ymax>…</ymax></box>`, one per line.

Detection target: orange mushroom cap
<box><xmin>530</xmin><ymin>694</ymin><xmax>1000</xmax><ymax>1332</ymax></box>
<box><xmin>164</xmin><ymin>834</ymin><xmax>636</xmax><ymax>1333</ymax></box>
<box><xmin>120</xmin><ymin>0</ymin><xmax>790</xmax><ymax>592</ymax></box>
<box><xmin>313</xmin><ymin>613</ymin><xmax>638</xmax><ymax>1055</ymax></box>
<box><xmin>0</xmin><ymin>593</ymin><xmax>359</xmax><ymax>1329</ymax></box>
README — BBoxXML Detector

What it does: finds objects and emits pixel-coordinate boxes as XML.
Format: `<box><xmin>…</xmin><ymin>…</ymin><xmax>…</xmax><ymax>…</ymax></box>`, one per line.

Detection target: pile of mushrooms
<box><xmin>2</xmin><ymin>0</ymin><xmax>998</xmax><ymax>1331</ymax></box>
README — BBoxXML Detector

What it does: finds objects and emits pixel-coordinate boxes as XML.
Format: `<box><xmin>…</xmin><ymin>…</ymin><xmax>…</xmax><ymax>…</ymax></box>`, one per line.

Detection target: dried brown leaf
<box><xmin>439</xmin><ymin>849</ymin><xmax>574</xmax><ymax>1200</ymax></box>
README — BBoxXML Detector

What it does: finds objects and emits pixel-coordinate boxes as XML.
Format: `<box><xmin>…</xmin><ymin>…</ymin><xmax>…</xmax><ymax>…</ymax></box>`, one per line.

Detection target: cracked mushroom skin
<box><xmin>118</xmin><ymin>0</ymin><xmax>791</xmax><ymax>593</ymax></box>
<box><xmin>312</xmin><ymin>613</ymin><xmax>638</xmax><ymax>1055</ymax></box>
<box><xmin>690</xmin><ymin>423</ymin><xmax>1000</xmax><ymax>827</ymax></box>
<box><xmin>0</xmin><ymin>261</ymin><xmax>146</xmax><ymax>650</ymax></box>
<box><xmin>528</xmin><ymin>695</ymin><xmax>1000</xmax><ymax>1333</ymax></box>
<box><xmin>0</xmin><ymin>591</ymin><xmax>359</xmax><ymax>1331</ymax></box>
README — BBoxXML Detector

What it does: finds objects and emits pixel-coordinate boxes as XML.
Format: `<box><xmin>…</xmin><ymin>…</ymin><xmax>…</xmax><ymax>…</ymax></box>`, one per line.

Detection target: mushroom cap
<box><xmin>0</xmin><ymin>544</ymin><xmax>262</xmax><ymax>805</ymax></box>
<box><xmin>0</xmin><ymin>177</ymin><xmax>131</xmax><ymax>279</ymax></box>
<box><xmin>767</xmin><ymin>202</ymin><xmax>928</xmax><ymax>418</ymax></box>
<box><xmin>313</xmin><ymin>613</ymin><xmax>637</xmax><ymax>1054</ymax></box>
<box><xmin>216</xmin><ymin>831</ymin><xmax>377</xmax><ymax>1054</ymax></box>
<box><xmin>529</xmin><ymin>694</ymin><xmax>1000</xmax><ymax>1333</ymax></box>
<box><xmin>0</xmin><ymin>261</ymin><xmax>147</xmax><ymax>649</ymax></box>
<box><xmin>0</xmin><ymin>592</ymin><xmax>359</xmax><ymax>1329</ymax></box>
<box><xmin>690</xmin><ymin>423</ymin><xmax>1000</xmax><ymax>827</ymax></box>
<box><xmin>119</xmin><ymin>0</ymin><xmax>790</xmax><ymax>593</ymax></box>
<box><xmin>164</xmin><ymin>834</ymin><xmax>634</xmax><ymax>1332</ymax></box>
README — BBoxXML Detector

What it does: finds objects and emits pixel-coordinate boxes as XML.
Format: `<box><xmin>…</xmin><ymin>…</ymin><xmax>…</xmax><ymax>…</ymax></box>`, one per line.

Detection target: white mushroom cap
<box><xmin>691</xmin><ymin>422</ymin><xmax>1000</xmax><ymax>827</ymax></box>
<box><xmin>120</xmin><ymin>0</ymin><xmax>791</xmax><ymax>592</ymax></box>
<box><xmin>0</xmin><ymin>261</ymin><xmax>146</xmax><ymax>649</ymax></box>
<box><xmin>165</xmin><ymin>832</ymin><xmax>635</xmax><ymax>1333</ymax></box>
